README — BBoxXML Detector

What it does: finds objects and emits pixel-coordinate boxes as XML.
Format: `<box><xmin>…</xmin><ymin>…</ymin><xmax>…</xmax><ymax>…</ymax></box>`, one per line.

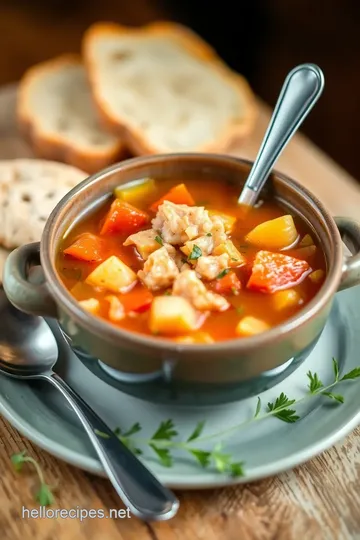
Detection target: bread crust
<box><xmin>82</xmin><ymin>22</ymin><xmax>258</xmax><ymax>155</ymax></box>
<box><xmin>17</xmin><ymin>54</ymin><xmax>126</xmax><ymax>173</ymax></box>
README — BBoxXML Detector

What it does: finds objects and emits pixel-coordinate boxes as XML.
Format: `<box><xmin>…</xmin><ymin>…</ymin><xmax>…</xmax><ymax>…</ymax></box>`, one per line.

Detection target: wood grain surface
<box><xmin>0</xmin><ymin>86</ymin><xmax>359</xmax><ymax>540</ymax></box>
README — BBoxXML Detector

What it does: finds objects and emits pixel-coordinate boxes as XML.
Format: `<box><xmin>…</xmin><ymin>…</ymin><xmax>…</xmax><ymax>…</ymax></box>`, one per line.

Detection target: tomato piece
<box><xmin>213</xmin><ymin>272</ymin><xmax>241</xmax><ymax>294</ymax></box>
<box><xmin>63</xmin><ymin>233</ymin><xmax>105</xmax><ymax>262</ymax></box>
<box><xmin>247</xmin><ymin>250</ymin><xmax>311</xmax><ymax>293</ymax></box>
<box><xmin>100</xmin><ymin>199</ymin><xmax>149</xmax><ymax>235</ymax></box>
<box><xmin>149</xmin><ymin>183</ymin><xmax>195</xmax><ymax>212</ymax></box>
<box><xmin>120</xmin><ymin>285</ymin><xmax>153</xmax><ymax>313</ymax></box>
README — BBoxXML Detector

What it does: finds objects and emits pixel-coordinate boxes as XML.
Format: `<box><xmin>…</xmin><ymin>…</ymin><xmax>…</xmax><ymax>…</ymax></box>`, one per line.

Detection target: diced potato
<box><xmin>299</xmin><ymin>233</ymin><xmax>314</xmax><ymax>247</ymax></box>
<box><xmin>149</xmin><ymin>296</ymin><xmax>198</xmax><ymax>335</ymax></box>
<box><xmin>309</xmin><ymin>269</ymin><xmax>325</xmax><ymax>284</ymax></box>
<box><xmin>208</xmin><ymin>210</ymin><xmax>236</xmax><ymax>233</ymax></box>
<box><xmin>272</xmin><ymin>289</ymin><xmax>303</xmax><ymax>311</ymax></box>
<box><xmin>79</xmin><ymin>298</ymin><xmax>100</xmax><ymax>314</ymax></box>
<box><xmin>236</xmin><ymin>316</ymin><xmax>270</xmax><ymax>337</ymax></box>
<box><xmin>245</xmin><ymin>215</ymin><xmax>298</xmax><ymax>250</ymax></box>
<box><xmin>105</xmin><ymin>295</ymin><xmax>125</xmax><ymax>322</ymax></box>
<box><xmin>86</xmin><ymin>256</ymin><xmax>137</xmax><ymax>293</ymax></box>
<box><xmin>213</xmin><ymin>240</ymin><xmax>245</xmax><ymax>267</ymax></box>
<box><xmin>175</xmin><ymin>332</ymin><xmax>214</xmax><ymax>344</ymax></box>
<box><xmin>291</xmin><ymin>245</ymin><xmax>317</xmax><ymax>260</ymax></box>
<box><xmin>114</xmin><ymin>178</ymin><xmax>156</xmax><ymax>205</ymax></box>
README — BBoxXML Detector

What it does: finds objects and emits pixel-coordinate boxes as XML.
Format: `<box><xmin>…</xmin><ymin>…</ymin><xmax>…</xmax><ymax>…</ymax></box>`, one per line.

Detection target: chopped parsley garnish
<box><xmin>206</xmin><ymin>233</ymin><xmax>212</xmax><ymax>237</ymax></box>
<box><xmin>216</xmin><ymin>268</ymin><xmax>230</xmax><ymax>279</ymax></box>
<box><xmin>188</xmin><ymin>245</ymin><xmax>202</xmax><ymax>261</ymax></box>
<box><xmin>155</xmin><ymin>235</ymin><xmax>163</xmax><ymax>246</ymax></box>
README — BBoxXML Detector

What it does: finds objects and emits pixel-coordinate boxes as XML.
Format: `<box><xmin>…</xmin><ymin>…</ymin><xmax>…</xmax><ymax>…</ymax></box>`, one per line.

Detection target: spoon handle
<box><xmin>41</xmin><ymin>371</ymin><xmax>179</xmax><ymax>521</ymax></box>
<box><xmin>238</xmin><ymin>64</ymin><xmax>324</xmax><ymax>206</ymax></box>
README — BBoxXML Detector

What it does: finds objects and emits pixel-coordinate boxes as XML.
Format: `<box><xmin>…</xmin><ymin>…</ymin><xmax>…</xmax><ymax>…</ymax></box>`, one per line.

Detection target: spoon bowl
<box><xmin>238</xmin><ymin>63</ymin><xmax>325</xmax><ymax>206</ymax></box>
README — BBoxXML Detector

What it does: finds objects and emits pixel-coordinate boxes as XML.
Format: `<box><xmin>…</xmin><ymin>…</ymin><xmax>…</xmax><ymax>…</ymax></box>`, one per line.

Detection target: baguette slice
<box><xmin>0</xmin><ymin>159</ymin><xmax>87</xmax><ymax>249</ymax></box>
<box><xmin>17</xmin><ymin>55</ymin><xmax>126</xmax><ymax>174</ymax></box>
<box><xmin>83</xmin><ymin>22</ymin><xmax>257</xmax><ymax>155</ymax></box>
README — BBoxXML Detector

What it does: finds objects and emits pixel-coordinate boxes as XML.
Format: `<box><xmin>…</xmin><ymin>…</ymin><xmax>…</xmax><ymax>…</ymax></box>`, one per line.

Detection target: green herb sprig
<box><xmin>11</xmin><ymin>450</ymin><xmax>54</xmax><ymax>506</ymax></box>
<box><xmin>188</xmin><ymin>245</ymin><xmax>202</xmax><ymax>261</ymax></box>
<box><xmin>94</xmin><ymin>358</ymin><xmax>360</xmax><ymax>476</ymax></box>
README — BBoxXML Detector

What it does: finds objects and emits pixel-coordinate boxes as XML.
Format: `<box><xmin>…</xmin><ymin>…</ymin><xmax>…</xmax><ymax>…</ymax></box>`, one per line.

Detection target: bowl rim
<box><xmin>42</xmin><ymin>153</ymin><xmax>343</xmax><ymax>356</ymax></box>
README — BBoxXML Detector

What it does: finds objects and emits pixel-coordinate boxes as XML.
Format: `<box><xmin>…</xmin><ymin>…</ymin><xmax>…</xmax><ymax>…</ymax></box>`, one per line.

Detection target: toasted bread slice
<box><xmin>17</xmin><ymin>55</ymin><xmax>126</xmax><ymax>173</ymax></box>
<box><xmin>82</xmin><ymin>22</ymin><xmax>257</xmax><ymax>155</ymax></box>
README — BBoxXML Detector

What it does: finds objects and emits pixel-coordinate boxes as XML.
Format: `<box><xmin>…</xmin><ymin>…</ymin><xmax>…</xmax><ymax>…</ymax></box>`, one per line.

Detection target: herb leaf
<box><xmin>332</xmin><ymin>358</ymin><xmax>339</xmax><ymax>382</ymax></box>
<box><xmin>230</xmin><ymin>462</ymin><xmax>245</xmax><ymax>477</ymax></box>
<box><xmin>187</xmin><ymin>421</ymin><xmax>205</xmax><ymax>442</ymax></box>
<box><xmin>11</xmin><ymin>451</ymin><xmax>27</xmax><ymax>472</ymax></box>
<box><xmin>155</xmin><ymin>235</ymin><xmax>163</xmax><ymax>246</ymax></box>
<box><xmin>123</xmin><ymin>422</ymin><xmax>142</xmax><ymax>437</ymax></box>
<box><xmin>151</xmin><ymin>419</ymin><xmax>177</xmax><ymax>441</ymax></box>
<box><xmin>307</xmin><ymin>371</ymin><xmax>324</xmax><ymax>394</ymax></box>
<box><xmin>36</xmin><ymin>484</ymin><xmax>54</xmax><ymax>506</ymax></box>
<box><xmin>188</xmin><ymin>245</ymin><xmax>202</xmax><ymax>261</ymax></box>
<box><xmin>322</xmin><ymin>391</ymin><xmax>344</xmax><ymax>403</ymax></box>
<box><xmin>149</xmin><ymin>444</ymin><xmax>173</xmax><ymax>467</ymax></box>
<box><xmin>94</xmin><ymin>429</ymin><xmax>111</xmax><ymax>439</ymax></box>
<box><xmin>254</xmin><ymin>397</ymin><xmax>262</xmax><ymax>418</ymax></box>
<box><xmin>189</xmin><ymin>449</ymin><xmax>211</xmax><ymax>468</ymax></box>
<box><xmin>216</xmin><ymin>268</ymin><xmax>230</xmax><ymax>279</ymax></box>
<box><xmin>340</xmin><ymin>367</ymin><xmax>360</xmax><ymax>381</ymax></box>
<box><xmin>267</xmin><ymin>393</ymin><xmax>299</xmax><ymax>423</ymax></box>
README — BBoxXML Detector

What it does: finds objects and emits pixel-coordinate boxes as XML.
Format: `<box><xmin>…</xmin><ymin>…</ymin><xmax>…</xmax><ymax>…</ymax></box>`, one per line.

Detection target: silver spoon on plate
<box><xmin>238</xmin><ymin>63</ymin><xmax>324</xmax><ymax>206</ymax></box>
<box><xmin>0</xmin><ymin>287</ymin><xmax>179</xmax><ymax>521</ymax></box>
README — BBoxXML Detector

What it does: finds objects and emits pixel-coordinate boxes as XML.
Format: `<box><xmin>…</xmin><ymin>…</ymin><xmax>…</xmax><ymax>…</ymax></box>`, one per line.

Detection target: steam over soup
<box><xmin>57</xmin><ymin>177</ymin><xmax>326</xmax><ymax>343</ymax></box>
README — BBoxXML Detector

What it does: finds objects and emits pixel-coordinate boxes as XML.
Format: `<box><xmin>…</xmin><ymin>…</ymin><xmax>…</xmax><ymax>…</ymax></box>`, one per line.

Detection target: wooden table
<box><xmin>0</xmin><ymin>86</ymin><xmax>360</xmax><ymax>540</ymax></box>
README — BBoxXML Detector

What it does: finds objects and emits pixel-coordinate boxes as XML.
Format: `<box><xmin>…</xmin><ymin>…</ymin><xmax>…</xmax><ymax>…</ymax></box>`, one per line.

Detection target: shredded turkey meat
<box><xmin>195</xmin><ymin>253</ymin><xmax>230</xmax><ymax>281</ymax></box>
<box><xmin>172</xmin><ymin>269</ymin><xmax>230</xmax><ymax>312</ymax></box>
<box><xmin>138</xmin><ymin>246</ymin><xmax>179</xmax><ymax>291</ymax></box>
<box><xmin>152</xmin><ymin>201</ymin><xmax>214</xmax><ymax>245</ymax></box>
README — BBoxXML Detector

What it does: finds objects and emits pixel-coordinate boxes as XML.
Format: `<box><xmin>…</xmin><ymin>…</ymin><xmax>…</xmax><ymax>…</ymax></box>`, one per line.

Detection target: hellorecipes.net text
<box><xmin>22</xmin><ymin>506</ymin><xmax>132</xmax><ymax>521</ymax></box>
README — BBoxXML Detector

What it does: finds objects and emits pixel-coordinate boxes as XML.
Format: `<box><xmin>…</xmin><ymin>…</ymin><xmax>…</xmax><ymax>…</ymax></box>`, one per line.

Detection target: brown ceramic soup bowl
<box><xmin>4</xmin><ymin>154</ymin><xmax>360</xmax><ymax>405</ymax></box>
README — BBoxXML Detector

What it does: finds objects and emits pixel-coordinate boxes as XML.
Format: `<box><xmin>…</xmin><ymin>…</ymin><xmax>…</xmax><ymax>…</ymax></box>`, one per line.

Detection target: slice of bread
<box><xmin>17</xmin><ymin>55</ymin><xmax>126</xmax><ymax>174</ymax></box>
<box><xmin>83</xmin><ymin>22</ymin><xmax>257</xmax><ymax>155</ymax></box>
<box><xmin>0</xmin><ymin>159</ymin><xmax>87</xmax><ymax>248</ymax></box>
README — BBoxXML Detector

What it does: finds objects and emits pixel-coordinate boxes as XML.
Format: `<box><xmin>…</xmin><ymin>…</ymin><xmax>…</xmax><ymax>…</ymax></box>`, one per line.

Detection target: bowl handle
<box><xmin>335</xmin><ymin>217</ymin><xmax>360</xmax><ymax>291</ymax></box>
<box><xmin>3</xmin><ymin>242</ymin><xmax>57</xmax><ymax>317</ymax></box>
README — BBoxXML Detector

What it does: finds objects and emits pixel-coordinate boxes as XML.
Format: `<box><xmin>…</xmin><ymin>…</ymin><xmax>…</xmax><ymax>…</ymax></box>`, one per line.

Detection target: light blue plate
<box><xmin>0</xmin><ymin>287</ymin><xmax>359</xmax><ymax>489</ymax></box>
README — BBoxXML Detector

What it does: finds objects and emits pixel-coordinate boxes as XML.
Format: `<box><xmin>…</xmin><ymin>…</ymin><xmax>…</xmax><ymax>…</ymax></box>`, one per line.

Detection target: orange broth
<box><xmin>56</xmin><ymin>177</ymin><xmax>326</xmax><ymax>342</ymax></box>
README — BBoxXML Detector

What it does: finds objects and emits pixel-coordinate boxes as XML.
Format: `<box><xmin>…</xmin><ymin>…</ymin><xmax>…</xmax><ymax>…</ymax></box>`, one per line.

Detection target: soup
<box><xmin>57</xmin><ymin>177</ymin><xmax>326</xmax><ymax>343</ymax></box>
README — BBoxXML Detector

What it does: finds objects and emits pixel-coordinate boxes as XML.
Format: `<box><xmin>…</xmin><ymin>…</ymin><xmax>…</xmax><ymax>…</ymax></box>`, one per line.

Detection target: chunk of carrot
<box><xmin>213</xmin><ymin>272</ymin><xmax>241</xmax><ymax>294</ymax></box>
<box><xmin>100</xmin><ymin>199</ymin><xmax>149</xmax><ymax>236</ymax></box>
<box><xmin>120</xmin><ymin>284</ymin><xmax>154</xmax><ymax>313</ymax></box>
<box><xmin>247</xmin><ymin>250</ymin><xmax>311</xmax><ymax>293</ymax></box>
<box><xmin>149</xmin><ymin>183</ymin><xmax>195</xmax><ymax>212</ymax></box>
<box><xmin>63</xmin><ymin>233</ymin><xmax>105</xmax><ymax>262</ymax></box>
